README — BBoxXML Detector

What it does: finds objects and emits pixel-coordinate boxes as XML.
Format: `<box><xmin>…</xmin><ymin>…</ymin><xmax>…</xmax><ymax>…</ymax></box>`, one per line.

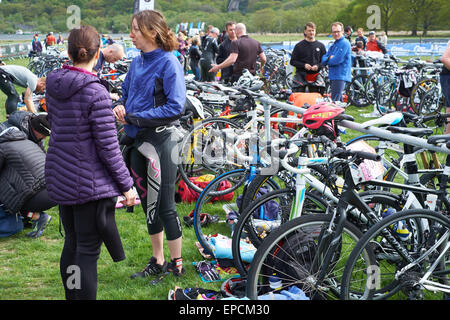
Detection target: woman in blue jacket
<box><xmin>321</xmin><ymin>22</ymin><xmax>352</xmax><ymax>103</ymax></box>
<box><xmin>113</xmin><ymin>10</ymin><xmax>186</xmax><ymax>278</ymax></box>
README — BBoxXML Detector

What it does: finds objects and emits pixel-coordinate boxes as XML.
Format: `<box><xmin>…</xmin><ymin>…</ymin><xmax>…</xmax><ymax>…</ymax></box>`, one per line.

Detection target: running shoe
<box><xmin>130</xmin><ymin>256</ymin><xmax>168</xmax><ymax>279</ymax></box>
<box><xmin>26</xmin><ymin>212</ymin><xmax>52</xmax><ymax>238</ymax></box>
<box><xmin>168</xmin><ymin>257</ymin><xmax>185</xmax><ymax>277</ymax></box>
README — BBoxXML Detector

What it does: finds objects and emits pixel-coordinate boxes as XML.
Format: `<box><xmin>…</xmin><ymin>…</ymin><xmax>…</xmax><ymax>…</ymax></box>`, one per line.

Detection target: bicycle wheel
<box><xmin>347</xmin><ymin>74</ymin><xmax>376</xmax><ymax>107</ymax></box>
<box><xmin>347</xmin><ymin>190</ymin><xmax>404</xmax><ymax>232</ymax></box>
<box><xmin>416</xmin><ymin>87</ymin><xmax>445</xmax><ymax>118</ymax></box>
<box><xmin>178</xmin><ymin>117</ymin><xmax>244</xmax><ymax>196</ymax></box>
<box><xmin>191</xmin><ymin>168</ymin><xmax>249</xmax><ymax>256</ymax></box>
<box><xmin>341</xmin><ymin>209</ymin><xmax>450</xmax><ymax>300</ymax></box>
<box><xmin>410</xmin><ymin>78</ymin><xmax>438</xmax><ymax>115</ymax></box>
<box><xmin>231</xmin><ymin>188</ymin><xmax>328</xmax><ymax>276</ymax></box>
<box><xmin>246</xmin><ymin>214</ymin><xmax>365</xmax><ymax>300</ymax></box>
<box><xmin>375</xmin><ymin>79</ymin><xmax>397</xmax><ymax>115</ymax></box>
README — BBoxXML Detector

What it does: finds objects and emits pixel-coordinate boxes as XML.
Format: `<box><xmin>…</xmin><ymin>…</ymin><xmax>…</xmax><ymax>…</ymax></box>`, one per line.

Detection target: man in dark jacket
<box><xmin>0</xmin><ymin>125</ymin><xmax>54</xmax><ymax>238</ymax></box>
<box><xmin>31</xmin><ymin>34</ymin><xmax>43</xmax><ymax>54</ymax></box>
<box><xmin>216</xmin><ymin>21</ymin><xmax>236</xmax><ymax>83</ymax></box>
<box><xmin>290</xmin><ymin>22</ymin><xmax>327</xmax><ymax>94</ymax></box>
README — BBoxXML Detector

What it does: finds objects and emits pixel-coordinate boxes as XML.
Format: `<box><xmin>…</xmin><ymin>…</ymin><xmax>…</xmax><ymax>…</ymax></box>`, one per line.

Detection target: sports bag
<box><xmin>177</xmin><ymin>175</ymin><xmax>234</xmax><ymax>203</ymax></box>
<box><xmin>0</xmin><ymin>206</ymin><xmax>23</xmax><ymax>238</ymax></box>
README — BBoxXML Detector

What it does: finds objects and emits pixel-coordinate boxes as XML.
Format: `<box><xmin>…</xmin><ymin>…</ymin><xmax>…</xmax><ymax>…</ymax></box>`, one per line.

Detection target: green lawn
<box><xmin>0</xmin><ymin>58</ymin><xmax>443</xmax><ymax>300</ymax></box>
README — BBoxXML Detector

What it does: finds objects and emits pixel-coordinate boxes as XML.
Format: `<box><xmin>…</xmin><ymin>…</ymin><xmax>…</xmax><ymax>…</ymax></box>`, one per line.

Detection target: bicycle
<box><xmin>243</xmin><ymin>115</ymin><xmax>450</xmax><ymax>300</ymax></box>
<box><xmin>340</xmin><ymin>137</ymin><xmax>450</xmax><ymax>300</ymax></box>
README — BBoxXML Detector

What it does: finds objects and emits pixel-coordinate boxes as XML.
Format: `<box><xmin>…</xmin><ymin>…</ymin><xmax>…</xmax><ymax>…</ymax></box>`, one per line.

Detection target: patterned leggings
<box><xmin>128</xmin><ymin>128</ymin><xmax>182</xmax><ymax>241</ymax></box>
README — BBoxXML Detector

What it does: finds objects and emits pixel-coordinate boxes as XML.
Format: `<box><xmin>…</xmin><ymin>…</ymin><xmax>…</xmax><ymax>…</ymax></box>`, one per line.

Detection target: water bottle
<box><xmin>269</xmin><ymin>273</ymin><xmax>282</xmax><ymax>291</ymax></box>
<box><xmin>425</xmin><ymin>194</ymin><xmax>438</xmax><ymax>211</ymax></box>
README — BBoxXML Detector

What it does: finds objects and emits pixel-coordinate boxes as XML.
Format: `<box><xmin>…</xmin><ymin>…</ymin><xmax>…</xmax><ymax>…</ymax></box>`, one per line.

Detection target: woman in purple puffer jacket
<box><xmin>45</xmin><ymin>25</ymin><xmax>136</xmax><ymax>300</ymax></box>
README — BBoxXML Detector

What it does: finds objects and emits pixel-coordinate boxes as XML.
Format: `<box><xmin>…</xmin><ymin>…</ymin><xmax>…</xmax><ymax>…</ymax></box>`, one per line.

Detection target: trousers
<box><xmin>59</xmin><ymin>197</ymin><xmax>124</xmax><ymax>300</ymax></box>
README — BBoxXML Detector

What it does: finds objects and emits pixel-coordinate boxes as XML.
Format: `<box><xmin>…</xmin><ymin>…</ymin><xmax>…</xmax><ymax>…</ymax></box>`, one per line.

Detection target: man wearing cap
<box><xmin>2</xmin><ymin>111</ymin><xmax>50</xmax><ymax>150</ymax></box>
<box><xmin>366</xmin><ymin>31</ymin><xmax>387</xmax><ymax>54</ymax></box>
<box><xmin>0</xmin><ymin>64</ymin><xmax>46</xmax><ymax>116</ymax></box>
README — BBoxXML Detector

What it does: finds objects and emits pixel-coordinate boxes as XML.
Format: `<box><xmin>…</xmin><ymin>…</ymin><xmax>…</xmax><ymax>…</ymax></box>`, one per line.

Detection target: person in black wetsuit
<box><xmin>199</xmin><ymin>27</ymin><xmax>220</xmax><ymax>82</ymax></box>
<box><xmin>216</xmin><ymin>21</ymin><xmax>237</xmax><ymax>83</ymax></box>
<box><xmin>290</xmin><ymin>22</ymin><xmax>327</xmax><ymax>94</ymax></box>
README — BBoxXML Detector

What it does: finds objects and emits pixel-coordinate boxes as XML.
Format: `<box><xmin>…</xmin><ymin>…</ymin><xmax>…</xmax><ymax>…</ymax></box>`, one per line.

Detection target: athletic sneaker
<box><xmin>130</xmin><ymin>256</ymin><xmax>168</xmax><ymax>279</ymax></box>
<box><xmin>26</xmin><ymin>212</ymin><xmax>52</xmax><ymax>238</ymax></box>
<box><xmin>195</xmin><ymin>261</ymin><xmax>220</xmax><ymax>282</ymax></box>
<box><xmin>167</xmin><ymin>257</ymin><xmax>185</xmax><ymax>277</ymax></box>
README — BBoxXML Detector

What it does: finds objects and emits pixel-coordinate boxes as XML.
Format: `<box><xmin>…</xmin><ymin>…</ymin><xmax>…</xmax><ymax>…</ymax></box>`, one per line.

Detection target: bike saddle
<box><xmin>386</xmin><ymin>126</ymin><xmax>433</xmax><ymax>137</ymax></box>
<box><xmin>427</xmin><ymin>134</ymin><xmax>450</xmax><ymax>145</ymax></box>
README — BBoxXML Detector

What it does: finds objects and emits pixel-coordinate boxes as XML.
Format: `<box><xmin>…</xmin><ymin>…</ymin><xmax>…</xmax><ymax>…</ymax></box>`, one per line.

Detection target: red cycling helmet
<box><xmin>302</xmin><ymin>102</ymin><xmax>345</xmax><ymax>130</ymax></box>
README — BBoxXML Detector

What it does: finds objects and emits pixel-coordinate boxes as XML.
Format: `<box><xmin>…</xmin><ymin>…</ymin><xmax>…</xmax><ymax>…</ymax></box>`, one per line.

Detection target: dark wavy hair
<box><xmin>67</xmin><ymin>25</ymin><xmax>101</xmax><ymax>64</ymax></box>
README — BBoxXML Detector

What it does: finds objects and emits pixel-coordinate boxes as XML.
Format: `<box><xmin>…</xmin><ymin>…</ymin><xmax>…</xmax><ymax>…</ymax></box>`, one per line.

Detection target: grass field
<box><xmin>0</xmin><ymin>57</ymin><xmax>443</xmax><ymax>300</ymax></box>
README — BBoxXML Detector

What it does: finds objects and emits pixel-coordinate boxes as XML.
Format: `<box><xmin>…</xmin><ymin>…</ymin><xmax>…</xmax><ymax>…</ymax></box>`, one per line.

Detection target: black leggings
<box><xmin>0</xmin><ymin>76</ymin><xmax>19</xmax><ymax>115</ymax></box>
<box><xmin>59</xmin><ymin>197</ymin><xmax>124</xmax><ymax>300</ymax></box>
<box><xmin>129</xmin><ymin>128</ymin><xmax>182</xmax><ymax>241</ymax></box>
<box><xmin>20</xmin><ymin>189</ymin><xmax>56</xmax><ymax>216</ymax></box>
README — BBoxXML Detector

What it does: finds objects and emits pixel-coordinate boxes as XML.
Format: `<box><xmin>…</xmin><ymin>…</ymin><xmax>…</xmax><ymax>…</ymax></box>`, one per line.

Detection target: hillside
<box><xmin>0</xmin><ymin>0</ymin><xmax>448</xmax><ymax>35</ymax></box>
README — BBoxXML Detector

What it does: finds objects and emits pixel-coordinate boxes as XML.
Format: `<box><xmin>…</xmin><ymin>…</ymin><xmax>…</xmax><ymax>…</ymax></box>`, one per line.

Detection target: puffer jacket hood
<box><xmin>0</xmin><ymin>125</ymin><xmax>48</xmax><ymax>214</ymax></box>
<box><xmin>0</xmin><ymin>125</ymin><xmax>27</xmax><ymax>143</ymax></box>
<box><xmin>46</xmin><ymin>65</ymin><xmax>100</xmax><ymax>100</ymax></box>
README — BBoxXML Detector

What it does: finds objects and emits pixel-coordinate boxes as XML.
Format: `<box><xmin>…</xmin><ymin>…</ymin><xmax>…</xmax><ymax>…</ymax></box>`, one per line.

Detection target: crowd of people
<box><xmin>0</xmin><ymin>10</ymin><xmax>449</xmax><ymax>301</ymax></box>
<box><xmin>171</xmin><ymin>21</ymin><xmax>266</xmax><ymax>85</ymax></box>
<box><xmin>171</xmin><ymin>22</ymin><xmax>395</xmax><ymax>104</ymax></box>
<box><xmin>30</xmin><ymin>32</ymin><xmax>65</xmax><ymax>55</ymax></box>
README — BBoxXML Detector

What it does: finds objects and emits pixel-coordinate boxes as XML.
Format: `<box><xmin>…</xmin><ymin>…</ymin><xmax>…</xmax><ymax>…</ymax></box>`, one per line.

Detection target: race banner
<box><xmin>133</xmin><ymin>0</ymin><xmax>155</xmax><ymax>13</ymax></box>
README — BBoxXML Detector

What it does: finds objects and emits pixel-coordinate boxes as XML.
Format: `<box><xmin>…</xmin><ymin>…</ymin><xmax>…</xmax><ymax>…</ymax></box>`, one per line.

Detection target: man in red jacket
<box><xmin>366</xmin><ymin>31</ymin><xmax>387</xmax><ymax>54</ymax></box>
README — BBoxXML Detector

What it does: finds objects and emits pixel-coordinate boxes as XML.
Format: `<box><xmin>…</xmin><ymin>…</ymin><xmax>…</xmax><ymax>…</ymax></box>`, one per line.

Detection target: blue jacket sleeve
<box><xmin>127</xmin><ymin>59</ymin><xmax>186</xmax><ymax>123</ymax></box>
<box><xmin>327</xmin><ymin>41</ymin><xmax>351</xmax><ymax>66</ymax></box>
<box><xmin>321</xmin><ymin>49</ymin><xmax>332</xmax><ymax>66</ymax></box>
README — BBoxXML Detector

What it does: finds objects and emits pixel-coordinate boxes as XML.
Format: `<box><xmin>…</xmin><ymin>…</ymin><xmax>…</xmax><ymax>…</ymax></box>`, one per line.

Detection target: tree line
<box><xmin>0</xmin><ymin>0</ymin><xmax>448</xmax><ymax>36</ymax></box>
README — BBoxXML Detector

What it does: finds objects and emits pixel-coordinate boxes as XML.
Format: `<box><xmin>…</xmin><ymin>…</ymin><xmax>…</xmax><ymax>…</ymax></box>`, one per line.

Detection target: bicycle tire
<box><xmin>231</xmin><ymin>188</ymin><xmax>328</xmax><ymax>276</ymax></box>
<box><xmin>192</xmin><ymin>168</ymin><xmax>249</xmax><ymax>255</ymax></box>
<box><xmin>347</xmin><ymin>74</ymin><xmax>376</xmax><ymax>107</ymax></box>
<box><xmin>375</xmin><ymin>79</ymin><xmax>398</xmax><ymax>115</ymax></box>
<box><xmin>416</xmin><ymin>87</ymin><xmax>445</xmax><ymax>117</ymax></box>
<box><xmin>410</xmin><ymin>78</ymin><xmax>438</xmax><ymax>115</ymax></box>
<box><xmin>178</xmin><ymin>117</ymin><xmax>244</xmax><ymax>196</ymax></box>
<box><xmin>246</xmin><ymin>214</ymin><xmax>365</xmax><ymax>300</ymax></box>
<box><xmin>340</xmin><ymin>209</ymin><xmax>449</xmax><ymax>300</ymax></box>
